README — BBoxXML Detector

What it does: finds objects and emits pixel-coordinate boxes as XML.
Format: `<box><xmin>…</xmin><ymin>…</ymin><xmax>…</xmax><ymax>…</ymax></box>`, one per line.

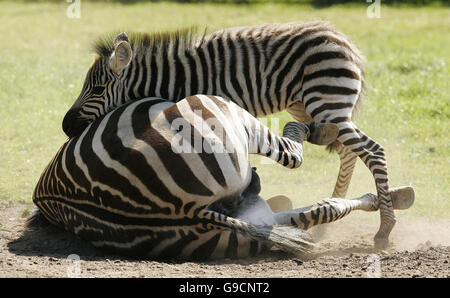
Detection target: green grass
<box><xmin>0</xmin><ymin>1</ymin><xmax>448</xmax><ymax>219</ymax></box>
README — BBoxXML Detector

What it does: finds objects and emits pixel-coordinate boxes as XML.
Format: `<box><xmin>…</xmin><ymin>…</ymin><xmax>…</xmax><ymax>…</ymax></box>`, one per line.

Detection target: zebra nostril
<box><xmin>62</xmin><ymin>108</ymin><xmax>88</xmax><ymax>138</ymax></box>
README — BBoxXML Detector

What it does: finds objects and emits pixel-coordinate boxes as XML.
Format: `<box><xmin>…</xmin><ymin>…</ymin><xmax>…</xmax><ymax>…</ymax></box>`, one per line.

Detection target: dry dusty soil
<box><xmin>1</xmin><ymin>202</ymin><xmax>449</xmax><ymax>278</ymax></box>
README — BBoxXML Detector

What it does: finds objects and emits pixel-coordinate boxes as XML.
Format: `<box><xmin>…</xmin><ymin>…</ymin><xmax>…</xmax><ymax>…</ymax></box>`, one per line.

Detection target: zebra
<box><xmin>32</xmin><ymin>95</ymin><xmax>411</xmax><ymax>260</ymax></box>
<box><xmin>61</xmin><ymin>22</ymin><xmax>408</xmax><ymax>248</ymax></box>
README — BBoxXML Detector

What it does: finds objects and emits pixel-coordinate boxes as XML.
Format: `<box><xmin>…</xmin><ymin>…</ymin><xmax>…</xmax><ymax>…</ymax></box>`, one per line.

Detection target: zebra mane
<box><xmin>92</xmin><ymin>27</ymin><xmax>205</xmax><ymax>58</ymax></box>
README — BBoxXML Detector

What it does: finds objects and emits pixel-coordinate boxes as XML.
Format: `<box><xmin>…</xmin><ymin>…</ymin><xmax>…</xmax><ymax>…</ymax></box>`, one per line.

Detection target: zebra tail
<box><xmin>248</xmin><ymin>224</ymin><xmax>316</xmax><ymax>256</ymax></box>
<box><xmin>25</xmin><ymin>209</ymin><xmax>51</xmax><ymax>230</ymax></box>
<box><xmin>203</xmin><ymin>210</ymin><xmax>315</xmax><ymax>256</ymax></box>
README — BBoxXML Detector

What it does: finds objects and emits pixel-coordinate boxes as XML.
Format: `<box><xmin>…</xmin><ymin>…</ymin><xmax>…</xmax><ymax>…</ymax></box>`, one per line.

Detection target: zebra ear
<box><xmin>109</xmin><ymin>33</ymin><xmax>132</xmax><ymax>76</ymax></box>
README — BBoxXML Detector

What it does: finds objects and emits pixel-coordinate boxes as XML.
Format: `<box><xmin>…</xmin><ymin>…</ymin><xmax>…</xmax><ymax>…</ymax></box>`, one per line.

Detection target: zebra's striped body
<box><xmin>34</xmin><ymin>95</ymin><xmax>390</xmax><ymax>260</ymax></box>
<box><xmin>62</xmin><ymin>21</ymin><xmax>395</xmax><ymax>247</ymax></box>
<box><xmin>34</xmin><ymin>95</ymin><xmax>311</xmax><ymax>259</ymax></box>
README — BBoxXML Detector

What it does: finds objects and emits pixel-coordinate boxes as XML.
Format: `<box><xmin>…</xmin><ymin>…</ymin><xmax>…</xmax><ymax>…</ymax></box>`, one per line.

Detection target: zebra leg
<box><xmin>335</xmin><ymin>120</ymin><xmax>395</xmax><ymax>248</ymax></box>
<box><xmin>271</xmin><ymin>187</ymin><xmax>413</xmax><ymax>239</ymax></box>
<box><xmin>308</xmin><ymin>142</ymin><xmax>358</xmax><ymax>240</ymax></box>
<box><xmin>287</xmin><ymin>101</ymin><xmax>355</xmax><ymax>197</ymax></box>
<box><xmin>330</xmin><ymin>141</ymin><xmax>358</xmax><ymax>198</ymax></box>
<box><xmin>273</xmin><ymin>193</ymin><xmax>378</xmax><ymax>230</ymax></box>
<box><xmin>248</xmin><ymin>120</ymin><xmax>338</xmax><ymax>170</ymax></box>
<box><xmin>287</xmin><ymin>101</ymin><xmax>395</xmax><ymax>246</ymax></box>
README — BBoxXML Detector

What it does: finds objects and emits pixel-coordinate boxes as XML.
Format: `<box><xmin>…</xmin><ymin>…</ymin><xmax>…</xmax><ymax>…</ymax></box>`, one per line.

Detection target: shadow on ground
<box><xmin>6</xmin><ymin>216</ymin><xmax>294</xmax><ymax>265</ymax></box>
<box><xmin>7</xmin><ymin>224</ymin><xmax>121</xmax><ymax>261</ymax></box>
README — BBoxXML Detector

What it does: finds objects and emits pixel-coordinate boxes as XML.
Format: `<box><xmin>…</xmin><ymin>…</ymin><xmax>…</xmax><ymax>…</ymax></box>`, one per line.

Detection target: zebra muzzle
<box><xmin>62</xmin><ymin>108</ymin><xmax>90</xmax><ymax>138</ymax></box>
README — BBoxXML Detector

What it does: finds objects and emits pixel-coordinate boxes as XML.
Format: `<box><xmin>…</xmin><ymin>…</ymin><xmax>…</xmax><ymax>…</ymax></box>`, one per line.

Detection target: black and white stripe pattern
<box><xmin>35</xmin><ymin>95</ymin><xmax>395</xmax><ymax>259</ymax></box>
<box><xmin>62</xmin><ymin>21</ymin><xmax>395</xmax><ymax>247</ymax></box>
<box><xmin>35</xmin><ymin>95</ymin><xmax>318</xmax><ymax>259</ymax></box>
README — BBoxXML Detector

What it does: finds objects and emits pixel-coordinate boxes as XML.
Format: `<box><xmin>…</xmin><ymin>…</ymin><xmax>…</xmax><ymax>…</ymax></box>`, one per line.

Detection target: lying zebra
<box><xmin>30</xmin><ymin>95</ymin><xmax>412</xmax><ymax>260</ymax></box>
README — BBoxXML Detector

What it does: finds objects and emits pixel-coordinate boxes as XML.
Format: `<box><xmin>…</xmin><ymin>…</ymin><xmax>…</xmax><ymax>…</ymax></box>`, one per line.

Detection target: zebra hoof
<box><xmin>374</xmin><ymin>217</ymin><xmax>396</xmax><ymax>249</ymax></box>
<box><xmin>308</xmin><ymin>123</ymin><xmax>339</xmax><ymax>146</ymax></box>
<box><xmin>374</xmin><ymin>235</ymin><xmax>390</xmax><ymax>250</ymax></box>
<box><xmin>390</xmin><ymin>186</ymin><xmax>415</xmax><ymax>210</ymax></box>
<box><xmin>266</xmin><ymin>195</ymin><xmax>293</xmax><ymax>212</ymax></box>
<box><xmin>374</xmin><ymin>225</ymin><xmax>394</xmax><ymax>249</ymax></box>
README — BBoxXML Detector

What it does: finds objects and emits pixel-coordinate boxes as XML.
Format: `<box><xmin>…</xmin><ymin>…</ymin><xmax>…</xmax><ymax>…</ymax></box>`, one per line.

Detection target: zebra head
<box><xmin>62</xmin><ymin>33</ymin><xmax>133</xmax><ymax>138</ymax></box>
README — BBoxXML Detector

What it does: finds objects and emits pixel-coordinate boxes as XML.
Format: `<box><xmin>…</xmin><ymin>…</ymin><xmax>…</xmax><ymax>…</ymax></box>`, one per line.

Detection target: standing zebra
<box><xmin>32</xmin><ymin>95</ymin><xmax>410</xmax><ymax>260</ymax></box>
<box><xmin>62</xmin><ymin>22</ymin><xmax>399</xmax><ymax>247</ymax></box>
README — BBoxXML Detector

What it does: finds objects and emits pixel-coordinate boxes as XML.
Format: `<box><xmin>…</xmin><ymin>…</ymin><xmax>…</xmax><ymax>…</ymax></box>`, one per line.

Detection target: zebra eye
<box><xmin>91</xmin><ymin>85</ymin><xmax>105</xmax><ymax>95</ymax></box>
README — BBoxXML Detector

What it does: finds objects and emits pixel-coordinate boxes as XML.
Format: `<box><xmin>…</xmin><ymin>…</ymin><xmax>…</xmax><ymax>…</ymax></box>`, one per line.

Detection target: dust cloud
<box><xmin>310</xmin><ymin>212</ymin><xmax>450</xmax><ymax>252</ymax></box>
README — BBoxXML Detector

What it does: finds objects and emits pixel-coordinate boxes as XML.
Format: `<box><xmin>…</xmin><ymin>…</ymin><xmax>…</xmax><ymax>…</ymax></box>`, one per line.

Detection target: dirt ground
<box><xmin>0</xmin><ymin>202</ymin><xmax>449</xmax><ymax>278</ymax></box>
